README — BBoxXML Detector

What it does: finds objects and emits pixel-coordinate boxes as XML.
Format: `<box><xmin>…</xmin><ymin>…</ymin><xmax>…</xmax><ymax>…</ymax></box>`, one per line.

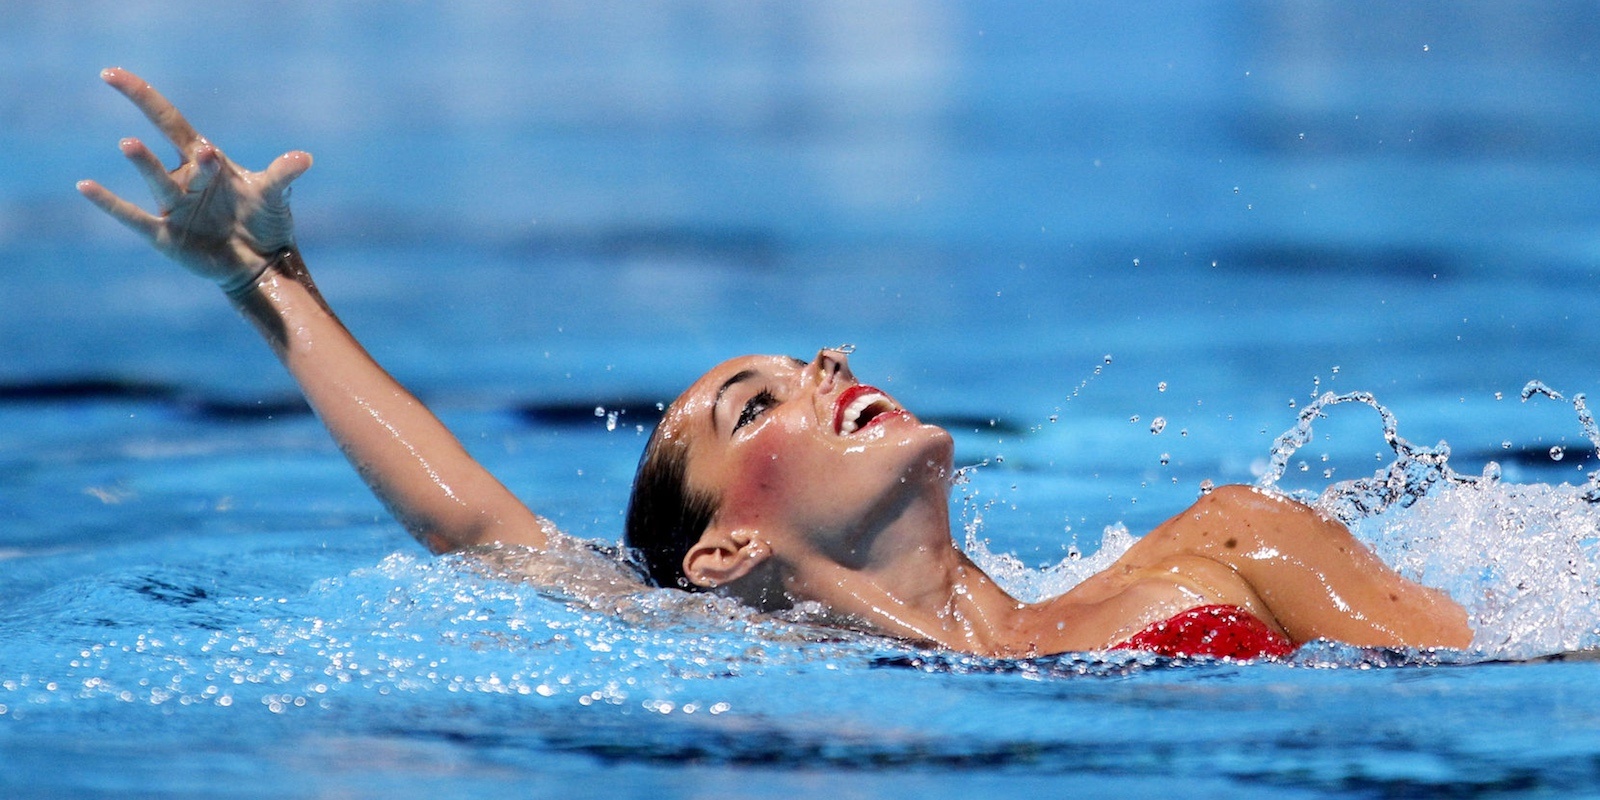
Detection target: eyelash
<box><xmin>734</xmin><ymin>389</ymin><xmax>777</xmax><ymax>432</ymax></box>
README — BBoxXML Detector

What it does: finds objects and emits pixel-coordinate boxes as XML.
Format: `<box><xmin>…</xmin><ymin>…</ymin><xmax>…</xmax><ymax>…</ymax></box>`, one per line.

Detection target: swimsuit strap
<box><xmin>1112</xmin><ymin>604</ymin><xmax>1296</xmax><ymax>660</ymax></box>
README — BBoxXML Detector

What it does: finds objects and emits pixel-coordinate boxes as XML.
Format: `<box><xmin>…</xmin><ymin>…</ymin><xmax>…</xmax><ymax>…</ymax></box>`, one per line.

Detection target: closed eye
<box><xmin>734</xmin><ymin>389</ymin><xmax>777</xmax><ymax>433</ymax></box>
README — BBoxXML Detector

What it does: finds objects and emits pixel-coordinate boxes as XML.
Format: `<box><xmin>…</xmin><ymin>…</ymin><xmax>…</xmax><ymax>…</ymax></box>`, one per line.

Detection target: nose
<box><xmin>811</xmin><ymin>347</ymin><xmax>855</xmax><ymax>392</ymax></box>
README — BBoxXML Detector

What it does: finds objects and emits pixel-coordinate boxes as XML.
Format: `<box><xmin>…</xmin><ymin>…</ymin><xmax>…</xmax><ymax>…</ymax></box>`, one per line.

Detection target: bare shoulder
<box><xmin>1184</xmin><ymin>484</ymin><xmax>1324</xmax><ymax>523</ymax></box>
<box><xmin>1121</xmin><ymin>483</ymin><xmax>1345</xmax><ymax>568</ymax></box>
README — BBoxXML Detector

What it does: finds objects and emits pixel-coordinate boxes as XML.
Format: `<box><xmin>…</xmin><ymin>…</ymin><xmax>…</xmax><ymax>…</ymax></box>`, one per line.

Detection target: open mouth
<box><xmin>833</xmin><ymin>384</ymin><xmax>904</xmax><ymax>435</ymax></box>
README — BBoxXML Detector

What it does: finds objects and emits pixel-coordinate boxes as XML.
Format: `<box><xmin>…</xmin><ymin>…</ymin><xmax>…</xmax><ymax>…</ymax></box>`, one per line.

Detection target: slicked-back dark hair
<box><xmin>624</xmin><ymin>422</ymin><xmax>718</xmax><ymax>590</ymax></box>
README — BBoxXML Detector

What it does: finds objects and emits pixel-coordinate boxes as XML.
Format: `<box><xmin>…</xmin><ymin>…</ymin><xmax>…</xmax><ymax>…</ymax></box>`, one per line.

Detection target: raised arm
<box><xmin>79</xmin><ymin>68</ymin><xmax>553</xmax><ymax>554</ymax></box>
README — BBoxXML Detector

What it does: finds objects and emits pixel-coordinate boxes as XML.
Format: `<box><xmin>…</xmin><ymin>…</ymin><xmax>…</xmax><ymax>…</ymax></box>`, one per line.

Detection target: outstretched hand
<box><xmin>78</xmin><ymin>68</ymin><xmax>313</xmax><ymax>294</ymax></box>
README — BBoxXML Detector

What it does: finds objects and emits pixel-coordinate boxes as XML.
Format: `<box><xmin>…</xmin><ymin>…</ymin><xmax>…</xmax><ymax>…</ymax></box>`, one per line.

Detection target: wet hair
<box><xmin>624</xmin><ymin>421</ymin><xmax>719</xmax><ymax>590</ymax></box>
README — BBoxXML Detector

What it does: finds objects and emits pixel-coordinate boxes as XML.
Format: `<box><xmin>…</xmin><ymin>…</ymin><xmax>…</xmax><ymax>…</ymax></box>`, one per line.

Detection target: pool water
<box><xmin>6</xmin><ymin>2</ymin><xmax>1600</xmax><ymax>796</ymax></box>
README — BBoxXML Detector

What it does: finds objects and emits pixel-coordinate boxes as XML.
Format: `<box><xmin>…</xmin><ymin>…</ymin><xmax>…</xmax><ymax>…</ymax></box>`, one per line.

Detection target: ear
<box><xmin>682</xmin><ymin>525</ymin><xmax>771</xmax><ymax>590</ymax></box>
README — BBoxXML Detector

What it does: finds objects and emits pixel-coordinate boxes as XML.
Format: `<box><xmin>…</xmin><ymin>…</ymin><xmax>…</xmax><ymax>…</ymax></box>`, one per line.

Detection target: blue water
<box><xmin>6</xmin><ymin>1</ymin><xmax>1600</xmax><ymax>796</ymax></box>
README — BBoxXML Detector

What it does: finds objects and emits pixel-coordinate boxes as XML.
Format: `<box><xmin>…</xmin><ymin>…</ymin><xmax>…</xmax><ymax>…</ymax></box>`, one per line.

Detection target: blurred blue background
<box><xmin>6</xmin><ymin>4</ymin><xmax>1600</xmax><ymax>797</ymax></box>
<box><xmin>5</xmin><ymin>0</ymin><xmax>1600</xmax><ymax>534</ymax></box>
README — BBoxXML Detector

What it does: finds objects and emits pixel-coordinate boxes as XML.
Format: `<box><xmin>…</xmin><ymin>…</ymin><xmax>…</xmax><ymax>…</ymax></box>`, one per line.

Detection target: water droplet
<box><xmin>1150</xmin><ymin>417</ymin><xmax>1167</xmax><ymax>435</ymax></box>
<box><xmin>1048</xmin><ymin>414</ymin><xmax>1059</xmax><ymax>423</ymax></box>
<box><xmin>593</xmin><ymin>406</ymin><xmax>605</xmax><ymax>417</ymax></box>
<box><xmin>1159</xmin><ymin>453</ymin><xmax>1171</xmax><ymax>465</ymax></box>
<box><xmin>606</xmin><ymin>411</ymin><xmax>619</xmax><ymax>432</ymax></box>
<box><xmin>1298</xmin><ymin>132</ymin><xmax>1306</xmax><ymax>140</ymax></box>
<box><xmin>1132</xmin><ymin>258</ymin><xmax>1141</xmax><ymax>267</ymax></box>
<box><xmin>1199</xmin><ymin>479</ymin><xmax>1215</xmax><ymax>494</ymax></box>
<box><xmin>1129</xmin><ymin>414</ymin><xmax>1141</xmax><ymax>424</ymax></box>
<box><xmin>1232</xmin><ymin>186</ymin><xmax>1240</xmax><ymax>194</ymax></box>
<box><xmin>1180</xmin><ymin>428</ymin><xmax>1189</xmax><ymax>437</ymax></box>
<box><xmin>1502</xmin><ymin>440</ymin><xmax>1512</xmax><ymax>450</ymax></box>
<box><xmin>1494</xmin><ymin>392</ymin><xmax>1504</xmax><ymax>401</ymax></box>
<box><xmin>1157</xmin><ymin>381</ymin><xmax>1168</xmax><ymax>393</ymax></box>
<box><xmin>1551</xmin><ymin>446</ymin><xmax>1565</xmax><ymax>461</ymax></box>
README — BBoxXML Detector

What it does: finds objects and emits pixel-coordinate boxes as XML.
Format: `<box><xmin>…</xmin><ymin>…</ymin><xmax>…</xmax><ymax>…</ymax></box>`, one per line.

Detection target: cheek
<box><xmin>724</xmin><ymin>422</ymin><xmax>823</xmax><ymax>514</ymax></box>
<box><xmin>722</xmin><ymin>435</ymin><xmax>792</xmax><ymax>514</ymax></box>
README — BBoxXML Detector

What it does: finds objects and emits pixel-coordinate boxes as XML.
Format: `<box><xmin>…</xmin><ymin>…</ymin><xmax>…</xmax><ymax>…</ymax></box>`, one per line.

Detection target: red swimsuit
<box><xmin>1112</xmin><ymin>604</ymin><xmax>1296</xmax><ymax>659</ymax></box>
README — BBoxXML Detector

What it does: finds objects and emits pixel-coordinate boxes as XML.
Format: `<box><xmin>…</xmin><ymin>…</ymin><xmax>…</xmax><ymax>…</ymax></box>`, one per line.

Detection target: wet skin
<box><xmin>660</xmin><ymin>352</ymin><xmax>1472</xmax><ymax>655</ymax></box>
<box><xmin>670</xmin><ymin>351</ymin><xmax>955</xmax><ymax>574</ymax></box>
<box><xmin>84</xmin><ymin>68</ymin><xmax>1471</xmax><ymax>658</ymax></box>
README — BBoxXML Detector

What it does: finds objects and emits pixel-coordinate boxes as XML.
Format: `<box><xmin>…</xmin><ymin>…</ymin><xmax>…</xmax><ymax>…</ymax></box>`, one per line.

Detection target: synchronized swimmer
<box><xmin>80</xmin><ymin>68</ymin><xmax>1471</xmax><ymax>660</ymax></box>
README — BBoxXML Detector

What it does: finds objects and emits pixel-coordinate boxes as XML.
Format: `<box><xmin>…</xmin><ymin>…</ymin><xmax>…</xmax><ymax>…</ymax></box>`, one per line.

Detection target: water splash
<box><xmin>1256</xmin><ymin>390</ymin><xmax>1488</xmax><ymax>521</ymax></box>
<box><xmin>966</xmin><ymin>381</ymin><xmax>1600</xmax><ymax>658</ymax></box>
<box><xmin>1047</xmin><ymin>354</ymin><xmax>1114</xmax><ymax>423</ymax></box>
<box><xmin>1253</xmin><ymin>382</ymin><xmax>1600</xmax><ymax>657</ymax></box>
<box><xmin>1260</xmin><ymin>384</ymin><xmax>1600</xmax><ymax>518</ymax></box>
<box><xmin>1353</xmin><ymin>481</ymin><xmax>1600</xmax><ymax>658</ymax></box>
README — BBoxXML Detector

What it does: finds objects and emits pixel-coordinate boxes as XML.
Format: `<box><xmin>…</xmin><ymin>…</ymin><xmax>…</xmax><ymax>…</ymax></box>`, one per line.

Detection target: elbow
<box><xmin>419</xmin><ymin>529</ymin><xmax>464</xmax><ymax>555</ymax></box>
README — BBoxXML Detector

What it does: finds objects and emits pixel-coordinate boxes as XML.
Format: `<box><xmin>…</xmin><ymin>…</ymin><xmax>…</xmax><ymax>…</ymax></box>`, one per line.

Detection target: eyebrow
<box><xmin>710</xmin><ymin>368</ymin><xmax>758</xmax><ymax>432</ymax></box>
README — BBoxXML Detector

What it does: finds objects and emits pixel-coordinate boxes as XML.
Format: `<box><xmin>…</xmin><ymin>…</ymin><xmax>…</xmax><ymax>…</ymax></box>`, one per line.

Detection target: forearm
<box><xmin>230</xmin><ymin>249</ymin><xmax>552</xmax><ymax>553</ymax></box>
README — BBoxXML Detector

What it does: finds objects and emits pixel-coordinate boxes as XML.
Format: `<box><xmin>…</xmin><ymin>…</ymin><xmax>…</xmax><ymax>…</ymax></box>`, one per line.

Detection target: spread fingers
<box><xmin>119</xmin><ymin>137</ymin><xmax>182</xmax><ymax>207</ymax></box>
<box><xmin>76</xmin><ymin>180</ymin><xmax>160</xmax><ymax>240</ymax></box>
<box><xmin>101</xmin><ymin>67</ymin><xmax>202</xmax><ymax>154</ymax></box>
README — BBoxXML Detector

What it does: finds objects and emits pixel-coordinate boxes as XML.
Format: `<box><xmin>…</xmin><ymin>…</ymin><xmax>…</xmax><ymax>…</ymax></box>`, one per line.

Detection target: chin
<box><xmin>896</xmin><ymin>423</ymin><xmax>956</xmax><ymax>485</ymax></box>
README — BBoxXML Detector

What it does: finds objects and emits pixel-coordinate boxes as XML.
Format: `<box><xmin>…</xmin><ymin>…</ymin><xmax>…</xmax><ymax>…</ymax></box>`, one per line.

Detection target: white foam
<box><xmin>1352</xmin><ymin>481</ymin><xmax>1600</xmax><ymax>659</ymax></box>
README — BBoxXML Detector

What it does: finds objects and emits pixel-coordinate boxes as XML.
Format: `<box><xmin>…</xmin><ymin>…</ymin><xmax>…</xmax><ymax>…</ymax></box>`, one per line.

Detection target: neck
<box><xmin>779</xmin><ymin>485</ymin><xmax>1038</xmax><ymax>657</ymax></box>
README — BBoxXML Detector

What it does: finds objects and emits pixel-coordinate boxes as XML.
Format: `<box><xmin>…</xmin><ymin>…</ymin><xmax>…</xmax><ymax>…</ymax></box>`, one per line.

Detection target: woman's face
<box><xmin>665</xmin><ymin>349</ymin><xmax>955</xmax><ymax>563</ymax></box>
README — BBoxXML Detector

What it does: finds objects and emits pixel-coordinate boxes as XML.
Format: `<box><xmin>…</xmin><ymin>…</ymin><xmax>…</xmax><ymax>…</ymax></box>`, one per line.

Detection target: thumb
<box><xmin>261</xmin><ymin>150</ymin><xmax>313</xmax><ymax>199</ymax></box>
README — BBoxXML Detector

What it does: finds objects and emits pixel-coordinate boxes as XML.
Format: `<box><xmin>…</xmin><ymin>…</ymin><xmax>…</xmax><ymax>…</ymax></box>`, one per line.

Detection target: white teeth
<box><xmin>840</xmin><ymin>392</ymin><xmax>892</xmax><ymax>434</ymax></box>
